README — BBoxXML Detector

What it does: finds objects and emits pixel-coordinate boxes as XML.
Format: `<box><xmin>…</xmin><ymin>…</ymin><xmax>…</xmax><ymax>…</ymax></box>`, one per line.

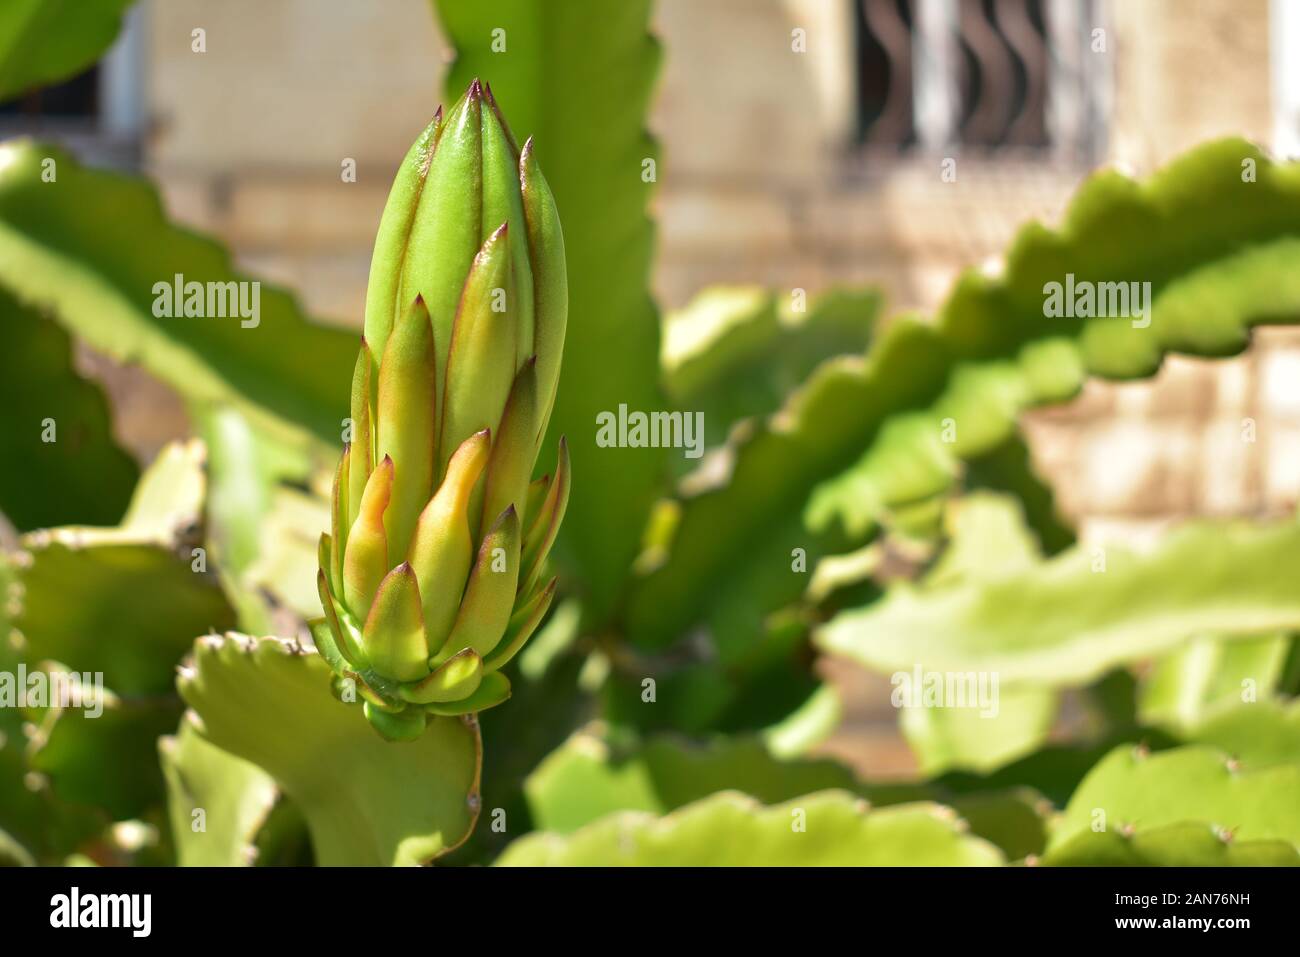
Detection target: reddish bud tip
<box><xmin>490</xmin><ymin>221</ymin><xmax>509</xmax><ymax>241</ymax></box>
<box><xmin>468</xmin><ymin>77</ymin><xmax>483</xmax><ymax>99</ymax></box>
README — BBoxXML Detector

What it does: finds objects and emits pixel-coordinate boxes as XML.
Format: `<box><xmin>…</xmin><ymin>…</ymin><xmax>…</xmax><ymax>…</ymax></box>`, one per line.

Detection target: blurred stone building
<box><xmin>8</xmin><ymin>0</ymin><xmax>1300</xmax><ymax>773</ymax></box>
<box><xmin>28</xmin><ymin>0</ymin><xmax>1290</xmax><ymax>539</ymax></box>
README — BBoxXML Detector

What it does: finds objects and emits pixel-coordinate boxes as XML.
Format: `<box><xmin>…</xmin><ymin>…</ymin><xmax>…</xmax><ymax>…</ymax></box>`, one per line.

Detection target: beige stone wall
<box><xmin>1108</xmin><ymin>0</ymin><xmax>1274</xmax><ymax>172</ymax></box>
<box><xmin>143</xmin><ymin>0</ymin><xmax>448</xmax><ymax>326</ymax></box>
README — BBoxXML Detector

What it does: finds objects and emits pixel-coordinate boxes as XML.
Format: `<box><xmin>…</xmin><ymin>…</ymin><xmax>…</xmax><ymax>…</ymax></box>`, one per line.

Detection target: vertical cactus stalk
<box><xmin>316</xmin><ymin>79</ymin><xmax>569</xmax><ymax>741</ymax></box>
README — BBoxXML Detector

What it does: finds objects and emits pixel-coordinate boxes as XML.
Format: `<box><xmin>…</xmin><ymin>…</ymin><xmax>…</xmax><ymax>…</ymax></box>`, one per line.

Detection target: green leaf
<box><xmin>1182</xmin><ymin>699</ymin><xmax>1300</xmax><ymax>769</ymax></box>
<box><xmin>236</xmin><ymin>488</ymin><xmax>329</xmax><ymax>622</ymax></box>
<box><xmin>761</xmin><ymin>682</ymin><xmax>843</xmax><ymax>757</ymax></box>
<box><xmin>17</xmin><ymin>546</ymin><xmax>229</xmax><ymax>697</ymax></box>
<box><xmin>1041</xmin><ymin>821</ymin><xmax>1300</xmax><ymax>866</ymax></box>
<box><xmin>14</xmin><ymin>442</ymin><xmax>236</xmax><ymax>697</ymax></box>
<box><xmin>807</xmin><ymin>340</ymin><xmax>1083</xmax><ymax>539</ymax></box>
<box><xmin>0</xmin><ymin>140</ymin><xmax>357</xmax><ymax>446</ymax></box>
<box><xmin>900</xmin><ymin>685</ymin><xmax>1058</xmax><ymax>776</ymax></box>
<box><xmin>1051</xmin><ymin>744</ymin><xmax>1300</xmax><ymax>851</ymax></box>
<box><xmin>936</xmin><ymin>727</ymin><xmax>1182</xmax><ymax>809</ymax></box>
<box><xmin>819</xmin><ymin>521</ymin><xmax>1300</xmax><ymax>687</ymax></box>
<box><xmin>159</xmin><ymin>721</ymin><xmax>279</xmax><ymax>867</ymax></box>
<box><xmin>26</xmin><ymin>690</ymin><xmax>179</xmax><ymax>821</ymax></box>
<box><xmin>624</xmin><ymin>325</ymin><xmax>1081</xmax><ymax>654</ymax></box>
<box><xmin>0</xmin><ymin>554</ymin><xmax>101</xmax><ymax>862</ymax></box>
<box><xmin>6</xmin><ymin>442</ymin><xmax>235</xmax><ymax>828</ymax></box>
<box><xmin>892</xmin><ymin>492</ymin><xmax>1059</xmax><ymax>774</ymax></box>
<box><xmin>0</xmin><ymin>289</ymin><xmax>137</xmax><ymax>531</ymax></box>
<box><xmin>196</xmin><ymin>404</ymin><xmax>320</xmax><ymax>570</ymax></box>
<box><xmin>625</xmin><ymin>342</ymin><xmax>924</xmax><ymax>653</ymax></box>
<box><xmin>939</xmin><ymin>139</ymin><xmax>1300</xmax><ymax>359</ymax></box>
<box><xmin>923</xmin><ymin>491</ymin><xmax>1043</xmax><ymax>588</ymax></box>
<box><xmin>525</xmin><ymin>728</ymin><xmax>871</xmax><ymax>834</ymax></box>
<box><xmin>1138</xmin><ymin>632</ymin><xmax>1291</xmax><ymax>730</ymax></box>
<box><xmin>663</xmin><ymin>286</ymin><xmax>880</xmax><ymax>449</ymax></box>
<box><xmin>948</xmin><ymin>788</ymin><xmax>1051</xmax><ymax>862</ymax></box>
<box><xmin>602</xmin><ymin>597</ymin><xmax>825</xmax><ymax>735</ymax></box>
<box><xmin>193</xmin><ymin>404</ymin><xmax>327</xmax><ymax>633</ymax></box>
<box><xmin>522</xmin><ymin>725</ymin><xmax>1049</xmax><ymax>859</ymax></box>
<box><xmin>497</xmin><ymin>790</ymin><xmax>1004</xmax><ymax>866</ymax></box>
<box><xmin>962</xmin><ymin>432</ymin><xmax>1075</xmax><ymax>556</ymax></box>
<box><xmin>627</xmin><ymin>138</ymin><xmax>1300</xmax><ymax>653</ymax></box>
<box><xmin>434</xmin><ymin>0</ymin><xmax>668</xmax><ymax>620</ymax></box>
<box><xmin>177</xmin><ymin>634</ymin><xmax>482</xmax><ymax>866</ymax></box>
<box><xmin>245</xmin><ymin>795</ymin><xmax>312</xmax><ymax>866</ymax></box>
<box><xmin>0</xmin><ymin>0</ymin><xmax>134</xmax><ymax>100</ymax></box>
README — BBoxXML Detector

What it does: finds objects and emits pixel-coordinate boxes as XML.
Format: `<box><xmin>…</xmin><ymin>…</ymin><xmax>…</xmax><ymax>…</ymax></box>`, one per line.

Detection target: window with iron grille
<box><xmin>854</xmin><ymin>0</ymin><xmax>1110</xmax><ymax>162</ymax></box>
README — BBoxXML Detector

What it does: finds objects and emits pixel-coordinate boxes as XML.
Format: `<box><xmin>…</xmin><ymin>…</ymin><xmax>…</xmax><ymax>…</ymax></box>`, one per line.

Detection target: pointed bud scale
<box><xmin>343</xmin><ymin>455</ymin><xmax>393</xmax><ymax>614</ymax></box>
<box><xmin>437</xmin><ymin>505</ymin><xmax>521</xmax><ymax>661</ymax></box>
<box><xmin>318</xmin><ymin>568</ymin><xmax>368</xmax><ymax>667</ymax></box>
<box><xmin>484</xmin><ymin>577</ymin><xmax>556</xmax><ymax>673</ymax></box>
<box><xmin>362</xmin><ymin>563</ymin><xmax>430</xmax><ymax>682</ymax></box>
<box><xmin>422</xmin><ymin>671</ymin><xmax>511</xmax><ymax>717</ymax></box>
<box><xmin>331</xmin><ymin>446</ymin><xmax>350</xmax><ymax>588</ymax></box>
<box><xmin>481</xmin><ymin>357</ymin><xmax>539</xmax><ymax>533</ymax></box>
<box><xmin>439</xmin><ymin>223</ymin><xmax>516</xmax><ymax>476</ymax></box>
<box><xmin>363</xmin><ymin>701</ymin><xmax>427</xmax><ymax>743</ymax></box>
<box><xmin>319</xmin><ymin>80</ymin><xmax>569</xmax><ymax>736</ymax></box>
<box><xmin>399</xmin><ymin>82</ymin><xmax>483</xmax><ymax>383</ymax></box>
<box><xmin>520</xmin><ymin>137</ymin><xmax>568</xmax><ymax>433</ymax></box>
<box><xmin>482</xmin><ymin>81</ymin><xmax>520</xmax><ymax>155</ymax></box>
<box><xmin>308</xmin><ymin>615</ymin><xmax>348</xmax><ymax>674</ymax></box>
<box><xmin>481</xmin><ymin>93</ymin><xmax>535</xmax><ymax>368</ymax></box>
<box><xmin>318</xmin><ymin>532</ymin><xmax>334</xmax><ymax>595</ymax></box>
<box><xmin>347</xmin><ymin>340</ymin><xmax>374</xmax><ymax>523</ymax></box>
<box><xmin>399</xmin><ymin>648</ymin><xmax>483</xmax><ymax>704</ymax></box>
<box><xmin>377</xmin><ymin>297</ymin><xmax>437</xmax><ymax>564</ymax></box>
<box><xmin>523</xmin><ymin>473</ymin><xmax>551</xmax><ymax>534</ymax></box>
<box><xmin>363</xmin><ymin>111</ymin><xmax>441</xmax><ymax>365</ymax></box>
<box><xmin>520</xmin><ymin>436</ymin><xmax>570</xmax><ymax>597</ymax></box>
<box><xmin>406</xmin><ymin>429</ymin><xmax>490</xmax><ymax>652</ymax></box>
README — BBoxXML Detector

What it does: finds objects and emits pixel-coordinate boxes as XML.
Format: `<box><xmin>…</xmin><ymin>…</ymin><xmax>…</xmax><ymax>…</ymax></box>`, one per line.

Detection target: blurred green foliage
<box><xmin>0</xmin><ymin>1</ymin><xmax>1298</xmax><ymax>867</ymax></box>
